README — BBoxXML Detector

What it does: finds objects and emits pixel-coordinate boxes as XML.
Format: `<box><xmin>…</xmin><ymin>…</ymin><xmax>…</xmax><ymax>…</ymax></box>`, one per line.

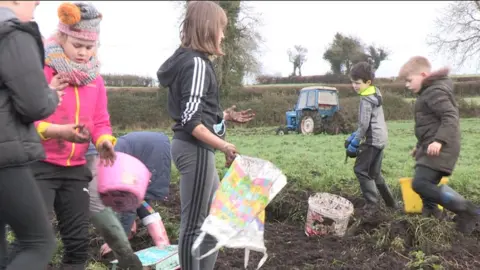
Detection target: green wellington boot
<box><xmin>91</xmin><ymin>207</ymin><xmax>143</xmax><ymax>270</ymax></box>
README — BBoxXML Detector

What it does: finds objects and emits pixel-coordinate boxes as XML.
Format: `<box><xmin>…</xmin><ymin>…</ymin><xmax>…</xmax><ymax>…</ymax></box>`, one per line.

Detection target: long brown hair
<box><xmin>180</xmin><ymin>1</ymin><xmax>227</xmax><ymax>56</ymax></box>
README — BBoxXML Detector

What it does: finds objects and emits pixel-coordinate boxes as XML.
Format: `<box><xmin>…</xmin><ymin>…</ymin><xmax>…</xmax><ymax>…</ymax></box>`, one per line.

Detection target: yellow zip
<box><xmin>66</xmin><ymin>86</ymin><xmax>80</xmax><ymax>166</ymax></box>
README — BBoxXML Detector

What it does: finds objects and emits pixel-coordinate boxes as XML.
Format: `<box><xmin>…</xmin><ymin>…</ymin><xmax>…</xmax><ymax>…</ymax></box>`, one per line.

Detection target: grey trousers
<box><xmin>171</xmin><ymin>139</ymin><xmax>219</xmax><ymax>270</ymax></box>
<box><xmin>86</xmin><ymin>155</ymin><xmax>106</xmax><ymax>214</ymax></box>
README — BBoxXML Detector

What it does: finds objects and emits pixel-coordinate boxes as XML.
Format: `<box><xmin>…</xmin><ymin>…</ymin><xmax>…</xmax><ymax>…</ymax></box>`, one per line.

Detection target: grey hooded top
<box><xmin>354</xmin><ymin>86</ymin><xmax>388</xmax><ymax>149</ymax></box>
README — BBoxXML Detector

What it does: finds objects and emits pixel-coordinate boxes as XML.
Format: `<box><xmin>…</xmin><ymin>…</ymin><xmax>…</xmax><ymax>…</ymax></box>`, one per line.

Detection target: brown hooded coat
<box><xmin>414</xmin><ymin>68</ymin><xmax>460</xmax><ymax>175</ymax></box>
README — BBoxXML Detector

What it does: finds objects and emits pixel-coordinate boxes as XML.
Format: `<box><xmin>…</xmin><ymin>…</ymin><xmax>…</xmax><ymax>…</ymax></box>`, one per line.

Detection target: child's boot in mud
<box><xmin>91</xmin><ymin>207</ymin><xmax>143</xmax><ymax>270</ymax></box>
<box><xmin>359</xmin><ymin>180</ymin><xmax>379</xmax><ymax>205</ymax></box>
<box><xmin>376</xmin><ymin>183</ymin><xmax>398</xmax><ymax>209</ymax></box>
<box><xmin>143</xmin><ymin>213</ymin><xmax>170</xmax><ymax>247</ymax></box>
<box><xmin>439</xmin><ymin>186</ymin><xmax>480</xmax><ymax>234</ymax></box>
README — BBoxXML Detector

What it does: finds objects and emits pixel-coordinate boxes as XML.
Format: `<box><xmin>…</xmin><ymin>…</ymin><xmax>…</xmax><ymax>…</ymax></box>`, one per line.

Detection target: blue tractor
<box><xmin>275</xmin><ymin>85</ymin><xmax>354</xmax><ymax>135</ymax></box>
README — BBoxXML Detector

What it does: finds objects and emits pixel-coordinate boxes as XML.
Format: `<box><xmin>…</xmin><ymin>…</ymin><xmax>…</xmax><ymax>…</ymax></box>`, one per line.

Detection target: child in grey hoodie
<box><xmin>345</xmin><ymin>61</ymin><xmax>397</xmax><ymax>210</ymax></box>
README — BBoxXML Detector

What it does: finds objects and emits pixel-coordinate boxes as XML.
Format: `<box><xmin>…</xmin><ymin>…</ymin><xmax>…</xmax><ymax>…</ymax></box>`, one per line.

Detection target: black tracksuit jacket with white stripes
<box><xmin>157</xmin><ymin>47</ymin><xmax>224</xmax><ymax>151</ymax></box>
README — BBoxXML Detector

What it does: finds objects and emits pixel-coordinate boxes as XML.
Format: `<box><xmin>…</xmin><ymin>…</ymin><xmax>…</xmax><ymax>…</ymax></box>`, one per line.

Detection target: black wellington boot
<box><xmin>376</xmin><ymin>183</ymin><xmax>398</xmax><ymax>209</ymax></box>
<box><xmin>439</xmin><ymin>185</ymin><xmax>479</xmax><ymax>234</ymax></box>
<box><xmin>359</xmin><ymin>180</ymin><xmax>380</xmax><ymax>205</ymax></box>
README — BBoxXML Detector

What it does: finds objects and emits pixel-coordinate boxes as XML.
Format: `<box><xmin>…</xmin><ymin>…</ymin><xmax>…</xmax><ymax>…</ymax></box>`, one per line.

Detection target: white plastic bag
<box><xmin>191</xmin><ymin>155</ymin><xmax>287</xmax><ymax>269</ymax></box>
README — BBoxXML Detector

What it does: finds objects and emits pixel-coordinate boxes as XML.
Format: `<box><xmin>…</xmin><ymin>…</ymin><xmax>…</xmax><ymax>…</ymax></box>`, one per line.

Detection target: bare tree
<box><xmin>428</xmin><ymin>1</ymin><xmax>480</xmax><ymax>67</ymax></box>
<box><xmin>288</xmin><ymin>45</ymin><xmax>308</xmax><ymax>76</ymax></box>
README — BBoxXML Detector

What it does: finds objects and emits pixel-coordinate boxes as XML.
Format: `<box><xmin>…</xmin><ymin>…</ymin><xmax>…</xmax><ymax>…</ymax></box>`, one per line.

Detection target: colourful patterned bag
<box><xmin>192</xmin><ymin>155</ymin><xmax>287</xmax><ymax>269</ymax></box>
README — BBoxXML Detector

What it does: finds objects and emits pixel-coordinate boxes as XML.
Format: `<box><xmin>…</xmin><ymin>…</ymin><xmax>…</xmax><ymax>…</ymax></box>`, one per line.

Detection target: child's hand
<box><xmin>224</xmin><ymin>105</ymin><xmax>255</xmax><ymax>123</ymax></box>
<box><xmin>221</xmin><ymin>142</ymin><xmax>237</xmax><ymax>164</ymax></box>
<box><xmin>427</xmin><ymin>142</ymin><xmax>442</xmax><ymax>156</ymax></box>
<box><xmin>49</xmin><ymin>74</ymin><xmax>69</xmax><ymax>91</ymax></box>
<box><xmin>97</xmin><ymin>140</ymin><xmax>116</xmax><ymax>167</ymax></box>
<box><xmin>56</xmin><ymin>124</ymin><xmax>90</xmax><ymax>143</ymax></box>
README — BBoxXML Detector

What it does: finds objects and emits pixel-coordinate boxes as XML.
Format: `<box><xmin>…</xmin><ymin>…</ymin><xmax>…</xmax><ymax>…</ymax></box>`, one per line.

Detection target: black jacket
<box><xmin>0</xmin><ymin>8</ymin><xmax>59</xmax><ymax>168</ymax></box>
<box><xmin>157</xmin><ymin>47</ymin><xmax>224</xmax><ymax>151</ymax></box>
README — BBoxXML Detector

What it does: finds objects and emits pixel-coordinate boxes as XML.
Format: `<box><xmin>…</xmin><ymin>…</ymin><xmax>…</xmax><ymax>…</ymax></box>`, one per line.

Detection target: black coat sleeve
<box><xmin>0</xmin><ymin>31</ymin><xmax>59</xmax><ymax>123</ymax></box>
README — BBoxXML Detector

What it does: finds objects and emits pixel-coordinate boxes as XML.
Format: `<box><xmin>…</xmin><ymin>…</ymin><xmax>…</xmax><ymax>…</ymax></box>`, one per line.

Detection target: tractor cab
<box><xmin>295</xmin><ymin>86</ymin><xmax>339</xmax><ymax>116</ymax></box>
<box><xmin>277</xmin><ymin>85</ymin><xmax>348</xmax><ymax>135</ymax></box>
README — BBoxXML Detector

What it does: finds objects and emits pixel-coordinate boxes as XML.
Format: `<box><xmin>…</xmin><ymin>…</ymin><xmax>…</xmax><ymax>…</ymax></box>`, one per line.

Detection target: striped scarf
<box><xmin>44</xmin><ymin>39</ymin><xmax>99</xmax><ymax>86</ymax></box>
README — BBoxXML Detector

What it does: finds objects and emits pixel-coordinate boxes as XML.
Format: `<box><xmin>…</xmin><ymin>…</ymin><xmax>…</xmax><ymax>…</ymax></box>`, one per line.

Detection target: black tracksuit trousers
<box><xmin>8</xmin><ymin>161</ymin><xmax>92</xmax><ymax>268</ymax></box>
<box><xmin>0</xmin><ymin>165</ymin><xmax>56</xmax><ymax>270</ymax></box>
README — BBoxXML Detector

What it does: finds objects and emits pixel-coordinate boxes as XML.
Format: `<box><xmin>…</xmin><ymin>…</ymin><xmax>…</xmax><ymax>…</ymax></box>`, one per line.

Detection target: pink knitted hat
<box><xmin>57</xmin><ymin>2</ymin><xmax>102</xmax><ymax>41</ymax></box>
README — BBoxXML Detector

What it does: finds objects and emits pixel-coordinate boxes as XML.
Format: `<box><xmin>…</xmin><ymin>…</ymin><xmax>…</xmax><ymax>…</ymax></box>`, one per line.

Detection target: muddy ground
<box><xmin>91</xmin><ymin>185</ymin><xmax>480</xmax><ymax>270</ymax></box>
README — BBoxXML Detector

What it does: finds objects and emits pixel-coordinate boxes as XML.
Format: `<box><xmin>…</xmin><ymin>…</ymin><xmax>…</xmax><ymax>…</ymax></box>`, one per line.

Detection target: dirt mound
<box><xmin>216</xmin><ymin>204</ymin><xmax>480</xmax><ymax>270</ymax></box>
<box><xmin>88</xmin><ymin>184</ymin><xmax>480</xmax><ymax>269</ymax></box>
<box><xmin>216</xmin><ymin>223</ymin><xmax>405</xmax><ymax>270</ymax></box>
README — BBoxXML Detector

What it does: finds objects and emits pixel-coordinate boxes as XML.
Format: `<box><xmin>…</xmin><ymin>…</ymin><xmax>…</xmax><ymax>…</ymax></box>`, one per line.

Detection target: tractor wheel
<box><xmin>276</xmin><ymin>127</ymin><xmax>289</xmax><ymax>135</ymax></box>
<box><xmin>324</xmin><ymin>111</ymin><xmax>355</xmax><ymax>135</ymax></box>
<box><xmin>300</xmin><ymin>115</ymin><xmax>315</xmax><ymax>135</ymax></box>
<box><xmin>300</xmin><ymin>111</ymin><xmax>323</xmax><ymax>135</ymax></box>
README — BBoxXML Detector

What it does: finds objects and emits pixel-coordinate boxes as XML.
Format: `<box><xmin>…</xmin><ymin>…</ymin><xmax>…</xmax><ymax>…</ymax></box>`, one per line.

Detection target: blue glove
<box><xmin>350</xmin><ymin>137</ymin><xmax>360</xmax><ymax>148</ymax></box>
<box><xmin>346</xmin><ymin>137</ymin><xmax>360</xmax><ymax>158</ymax></box>
<box><xmin>344</xmin><ymin>132</ymin><xmax>358</xmax><ymax>148</ymax></box>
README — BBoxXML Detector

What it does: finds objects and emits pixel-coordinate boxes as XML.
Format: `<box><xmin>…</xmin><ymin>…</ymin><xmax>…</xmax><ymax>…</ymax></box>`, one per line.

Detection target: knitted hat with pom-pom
<box><xmin>57</xmin><ymin>2</ymin><xmax>102</xmax><ymax>41</ymax></box>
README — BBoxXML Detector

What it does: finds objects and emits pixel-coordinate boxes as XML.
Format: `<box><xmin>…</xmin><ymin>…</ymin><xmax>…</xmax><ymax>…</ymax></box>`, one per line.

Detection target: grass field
<box><xmin>209</xmin><ymin>119</ymin><xmax>480</xmax><ymax>198</ymax></box>
<box><xmin>56</xmin><ymin>118</ymin><xmax>480</xmax><ymax>269</ymax></box>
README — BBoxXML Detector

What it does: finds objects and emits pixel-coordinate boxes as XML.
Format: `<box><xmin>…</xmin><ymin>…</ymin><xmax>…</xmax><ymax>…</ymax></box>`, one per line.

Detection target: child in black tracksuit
<box><xmin>157</xmin><ymin>2</ymin><xmax>255</xmax><ymax>269</ymax></box>
<box><xmin>345</xmin><ymin>61</ymin><xmax>397</xmax><ymax>209</ymax></box>
<box><xmin>399</xmin><ymin>56</ymin><xmax>479</xmax><ymax>234</ymax></box>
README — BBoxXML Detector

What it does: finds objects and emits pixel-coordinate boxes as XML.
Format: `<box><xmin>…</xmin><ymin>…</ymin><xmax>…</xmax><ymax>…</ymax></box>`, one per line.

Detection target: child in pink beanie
<box><xmin>7</xmin><ymin>2</ymin><xmax>141</xmax><ymax>270</ymax></box>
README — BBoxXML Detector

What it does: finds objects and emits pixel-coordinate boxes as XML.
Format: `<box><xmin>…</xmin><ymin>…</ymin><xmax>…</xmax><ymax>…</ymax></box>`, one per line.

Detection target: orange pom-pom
<box><xmin>57</xmin><ymin>3</ymin><xmax>81</xmax><ymax>25</ymax></box>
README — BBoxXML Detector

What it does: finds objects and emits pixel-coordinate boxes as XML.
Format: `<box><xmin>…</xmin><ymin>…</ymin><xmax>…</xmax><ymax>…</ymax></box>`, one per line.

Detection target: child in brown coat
<box><xmin>398</xmin><ymin>56</ymin><xmax>479</xmax><ymax>234</ymax></box>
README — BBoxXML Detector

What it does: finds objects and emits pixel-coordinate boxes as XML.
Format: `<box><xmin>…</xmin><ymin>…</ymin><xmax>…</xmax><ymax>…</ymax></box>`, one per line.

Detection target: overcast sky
<box><xmin>34</xmin><ymin>1</ymin><xmax>475</xmax><ymax>81</ymax></box>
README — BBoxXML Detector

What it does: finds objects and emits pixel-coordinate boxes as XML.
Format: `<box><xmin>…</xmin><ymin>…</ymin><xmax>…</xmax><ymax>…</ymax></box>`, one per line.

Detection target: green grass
<box><xmin>206</xmin><ymin>118</ymin><xmax>480</xmax><ymax>202</ymax></box>
<box><xmin>121</xmin><ymin>118</ymin><xmax>480</xmax><ymax>203</ymax></box>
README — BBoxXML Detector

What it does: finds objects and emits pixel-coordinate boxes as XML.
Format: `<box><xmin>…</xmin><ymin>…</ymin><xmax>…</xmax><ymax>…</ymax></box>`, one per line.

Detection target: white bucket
<box><xmin>304</xmin><ymin>192</ymin><xmax>354</xmax><ymax>237</ymax></box>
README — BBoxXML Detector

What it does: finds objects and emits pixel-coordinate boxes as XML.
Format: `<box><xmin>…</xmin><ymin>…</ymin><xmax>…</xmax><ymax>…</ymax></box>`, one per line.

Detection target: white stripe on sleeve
<box><xmin>182</xmin><ymin>57</ymin><xmax>206</xmax><ymax>126</ymax></box>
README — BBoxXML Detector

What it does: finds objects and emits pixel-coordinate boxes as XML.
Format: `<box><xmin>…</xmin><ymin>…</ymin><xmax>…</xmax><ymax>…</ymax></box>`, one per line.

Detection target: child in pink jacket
<box><xmin>6</xmin><ymin>2</ymin><xmax>141</xmax><ymax>270</ymax></box>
